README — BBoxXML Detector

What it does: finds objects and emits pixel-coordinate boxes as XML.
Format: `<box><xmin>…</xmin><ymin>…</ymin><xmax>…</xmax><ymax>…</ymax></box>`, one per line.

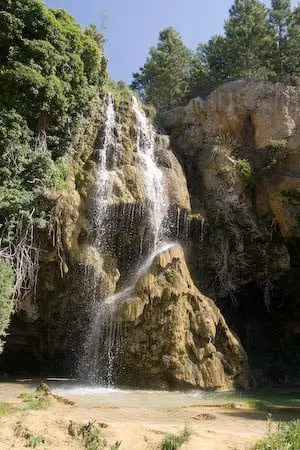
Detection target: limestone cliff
<box><xmin>163</xmin><ymin>80</ymin><xmax>300</xmax><ymax>384</ymax></box>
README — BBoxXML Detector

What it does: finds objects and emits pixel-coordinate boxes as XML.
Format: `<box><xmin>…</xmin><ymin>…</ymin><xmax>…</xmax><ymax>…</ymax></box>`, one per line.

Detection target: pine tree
<box><xmin>202</xmin><ymin>35</ymin><xmax>233</xmax><ymax>86</ymax></box>
<box><xmin>189</xmin><ymin>44</ymin><xmax>214</xmax><ymax>98</ymax></box>
<box><xmin>225</xmin><ymin>0</ymin><xmax>276</xmax><ymax>80</ymax></box>
<box><xmin>285</xmin><ymin>6</ymin><xmax>300</xmax><ymax>77</ymax></box>
<box><xmin>131</xmin><ymin>27</ymin><xmax>192</xmax><ymax>110</ymax></box>
<box><xmin>269</xmin><ymin>0</ymin><xmax>291</xmax><ymax>76</ymax></box>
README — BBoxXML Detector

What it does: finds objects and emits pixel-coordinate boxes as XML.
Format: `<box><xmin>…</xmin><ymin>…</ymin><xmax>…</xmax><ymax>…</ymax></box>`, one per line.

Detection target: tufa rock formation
<box><xmin>117</xmin><ymin>245</ymin><xmax>249</xmax><ymax>390</ymax></box>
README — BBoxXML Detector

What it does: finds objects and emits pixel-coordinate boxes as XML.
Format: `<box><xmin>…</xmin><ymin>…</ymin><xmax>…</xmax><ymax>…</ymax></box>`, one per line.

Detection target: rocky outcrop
<box><xmin>164</xmin><ymin>80</ymin><xmax>300</xmax><ymax>241</ymax></box>
<box><xmin>116</xmin><ymin>245</ymin><xmax>249</xmax><ymax>390</ymax></box>
<box><xmin>164</xmin><ymin>80</ymin><xmax>300</xmax><ymax>384</ymax></box>
<box><xmin>163</xmin><ymin>81</ymin><xmax>298</xmax><ymax>298</ymax></box>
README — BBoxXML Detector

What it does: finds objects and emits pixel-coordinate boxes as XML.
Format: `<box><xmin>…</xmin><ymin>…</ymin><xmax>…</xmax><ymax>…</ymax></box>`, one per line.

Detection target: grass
<box><xmin>14</xmin><ymin>422</ymin><xmax>46</xmax><ymax>448</ymax></box>
<box><xmin>244</xmin><ymin>400</ymin><xmax>270</xmax><ymax>411</ymax></box>
<box><xmin>78</xmin><ymin>421</ymin><xmax>106</xmax><ymax>449</ymax></box>
<box><xmin>252</xmin><ymin>418</ymin><xmax>300</xmax><ymax>449</ymax></box>
<box><xmin>18</xmin><ymin>390</ymin><xmax>53</xmax><ymax>411</ymax></box>
<box><xmin>26</xmin><ymin>435</ymin><xmax>45</xmax><ymax>448</ymax></box>
<box><xmin>110</xmin><ymin>442</ymin><xmax>122</xmax><ymax>450</ymax></box>
<box><xmin>160</xmin><ymin>426</ymin><xmax>192</xmax><ymax>450</ymax></box>
<box><xmin>0</xmin><ymin>401</ymin><xmax>15</xmax><ymax>416</ymax></box>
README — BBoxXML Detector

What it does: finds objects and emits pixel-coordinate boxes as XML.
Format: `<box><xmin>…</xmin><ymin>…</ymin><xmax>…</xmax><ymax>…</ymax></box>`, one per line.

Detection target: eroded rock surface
<box><xmin>117</xmin><ymin>245</ymin><xmax>249</xmax><ymax>390</ymax></box>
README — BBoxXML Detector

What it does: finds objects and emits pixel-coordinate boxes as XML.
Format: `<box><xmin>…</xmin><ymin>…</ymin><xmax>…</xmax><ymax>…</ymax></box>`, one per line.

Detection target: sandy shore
<box><xmin>0</xmin><ymin>399</ymin><xmax>288</xmax><ymax>449</ymax></box>
<box><xmin>1</xmin><ymin>382</ymin><xmax>299</xmax><ymax>449</ymax></box>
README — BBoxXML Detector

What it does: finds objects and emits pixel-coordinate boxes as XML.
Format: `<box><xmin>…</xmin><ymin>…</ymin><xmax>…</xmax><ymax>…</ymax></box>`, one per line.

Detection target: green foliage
<box><xmin>0</xmin><ymin>1</ymin><xmax>106</xmax><ymax>250</ymax></box>
<box><xmin>281</xmin><ymin>188</ymin><xmax>300</xmax><ymax>204</ymax></box>
<box><xmin>19</xmin><ymin>390</ymin><xmax>53</xmax><ymax>411</ymax></box>
<box><xmin>215</xmin><ymin>132</ymin><xmax>239</xmax><ymax>153</ymax></box>
<box><xmin>266</xmin><ymin>138</ymin><xmax>287</xmax><ymax>152</ymax></box>
<box><xmin>110</xmin><ymin>442</ymin><xmax>122</xmax><ymax>450</ymax></box>
<box><xmin>252</xmin><ymin>419</ymin><xmax>300</xmax><ymax>449</ymax></box>
<box><xmin>269</xmin><ymin>1</ymin><xmax>291</xmax><ymax>76</ymax></box>
<box><xmin>130</xmin><ymin>1</ymin><xmax>300</xmax><ymax>109</ymax></box>
<box><xmin>224</xmin><ymin>0</ymin><xmax>276</xmax><ymax>80</ymax></box>
<box><xmin>78</xmin><ymin>421</ymin><xmax>106</xmax><ymax>450</ymax></box>
<box><xmin>0</xmin><ymin>261</ymin><xmax>14</xmax><ymax>353</ymax></box>
<box><xmin>131</xmin><ymin>27</ymin><xmax>192</xmax><ymax>110</ymax></box>
<box><xmin>238</xmin><ymin>159</ymin><xmax>254</xmax><ymax>184</ymax></box>
<box><xmin>160</xmin><ymin>427</ymin><xmax>191</xmax><ymax>450</ymax></box>
<box><xmin>105</xmin><ymin>78</ymin><xmax>134</xmax><ymax>104</ymax></box>
<box><xmin>26</xmin><ymin>435</ymin><xmax>45</xmax><ymax>448</ymax></box>
<box><xmin>244</xmin><ymin>399</ymin><xmax>269</xmax><ymax>411</ymax></box>
<box><xmin>0</xmin><ymin>401</ymin><xmax>14</xmax><ymax>416</ymax></box>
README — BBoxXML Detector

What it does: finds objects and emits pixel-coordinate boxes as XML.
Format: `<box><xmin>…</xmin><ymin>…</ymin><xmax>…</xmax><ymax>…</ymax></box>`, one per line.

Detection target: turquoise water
<box><xmin>1</xmin><ymin>379</ymin><xmax>300</xmax><ymax>410</ymax></box>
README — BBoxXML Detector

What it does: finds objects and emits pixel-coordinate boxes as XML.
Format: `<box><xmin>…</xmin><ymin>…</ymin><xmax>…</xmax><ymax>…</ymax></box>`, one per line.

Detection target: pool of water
<box><xmin>1</xmin><ymin>379</ymin><xmax>300</xmax><ymax>410</ymax></box>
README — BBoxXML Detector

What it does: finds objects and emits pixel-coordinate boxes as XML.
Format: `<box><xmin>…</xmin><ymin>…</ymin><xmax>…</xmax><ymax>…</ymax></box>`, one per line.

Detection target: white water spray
<box><xmin>132</xmin><ymin>96</ymin><xmax>166</xmax><ymax>247</ymax></box>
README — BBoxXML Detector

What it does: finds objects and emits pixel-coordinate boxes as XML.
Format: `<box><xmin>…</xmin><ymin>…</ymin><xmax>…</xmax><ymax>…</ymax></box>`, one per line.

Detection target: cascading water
<box><xmin>132</xmin><ymin>96</ymin><xmax>166</xmax><ymax>247</ymax></box>
<box><xmin>79</xmin><ymin>95</ymin><xmax>183</xmax><ymax>385</ymax></box>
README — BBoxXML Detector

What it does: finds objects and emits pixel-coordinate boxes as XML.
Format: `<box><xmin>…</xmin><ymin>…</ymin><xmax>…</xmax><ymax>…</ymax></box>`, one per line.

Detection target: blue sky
<box><xmin>45</xmin><ymin>0</ymin><xmax>298</xmax><ymax>83</ymax></box>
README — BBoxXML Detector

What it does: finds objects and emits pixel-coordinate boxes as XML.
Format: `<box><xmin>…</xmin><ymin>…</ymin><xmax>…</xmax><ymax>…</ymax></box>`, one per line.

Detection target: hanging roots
<box><xmin>49</xmin><ymin>199</ymin><xmax>68</xmax><ymax>277</ymax></box>
<box><xmin>0</xmin><ymin>211</ymin><xmax>40</xmax><ymax>310</ymax></box>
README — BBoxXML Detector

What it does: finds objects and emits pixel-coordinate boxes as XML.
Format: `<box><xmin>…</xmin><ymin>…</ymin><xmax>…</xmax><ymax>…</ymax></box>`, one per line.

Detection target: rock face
<box><xmin>163</xmin><ymin>80</ymin><xmax>297</xmax><ymax>297</ymax></box>
<box><xmin>164</xmin><ymin>80</ymin><xmax>300</xmax><ymax>384</ymax></box>
<box><xmin>117</xmin><ymin>245</ymin><xmax>249</xmax><ymax>390</ymax></box>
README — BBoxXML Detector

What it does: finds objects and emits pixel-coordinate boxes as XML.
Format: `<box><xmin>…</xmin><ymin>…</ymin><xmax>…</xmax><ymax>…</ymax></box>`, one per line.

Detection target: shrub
<box><xmin>26</xmin><ymin>435</ymin><xmax>45</xmax><ymax>448</ymax></box>
<box><xmin>238</xmin><ymin>158</ymin><xmax>254</xmax><ymax>184</ymax></box>
<box><xmin>19</xmin><ymin>389</ymin><xmax>53</xmax><ymax>411</ymax></box>
<box><xmin>252</xmin><ymin>419</ymin><xmax>300</xmax><ymax>450</ymax></box>
<box><xmin>281</xmin><ymin>188</ymin><xmax>300</xmax><ymax>205</ymax></box>
<box><xmin>266</xmin><ymin>139</ymin><xmax>287</xmax><ymax>152</ymax></box>
<box><xmin>0</xmin><ymin>261</ymin><xmax>14</xmax><ymax>353</ymax></box>
<box><xmin>160</xmin><ymin>426</ymin><xmax>191</xmax><ymax>450</ymax></box>
<box><xmin>215</xmin><ymin>132</ymin><xmax>239</xmax><ymax>153</ymax></box>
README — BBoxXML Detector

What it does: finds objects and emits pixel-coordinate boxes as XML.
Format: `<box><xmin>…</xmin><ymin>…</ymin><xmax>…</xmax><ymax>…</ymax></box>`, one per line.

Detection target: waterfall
<box><xmin>132</xmin><ymin>96</ymin><xmax>166</xmax><ymax>247</ymax></box>
<box><xmin>92</xmin><ymin>94</ymin><xmax>118</xmax><ymax>247</ymax></box>
<box><xmin>79</xmin><ymin>95</ymin><xmax>178</xmax><ymax>385</ymax></box>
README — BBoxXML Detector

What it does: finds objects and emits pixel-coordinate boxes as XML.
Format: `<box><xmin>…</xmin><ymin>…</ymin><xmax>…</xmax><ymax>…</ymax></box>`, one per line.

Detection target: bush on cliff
<box><xmin>0</xmin><ymin>261</ymin><xmax>14</xmax><ymax>353</ymax></box>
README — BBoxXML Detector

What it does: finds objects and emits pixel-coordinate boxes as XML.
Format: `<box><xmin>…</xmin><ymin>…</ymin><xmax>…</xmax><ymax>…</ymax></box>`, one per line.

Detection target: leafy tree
<box><xmin>0</xmin><ymin>261</ymin><xmax>14</xmax><ymax>354</ymax></box>
<box><xmin>269</xmin><ymin>0</ymin><xmax>292</xmax><ymax>76</ymax></box>
<box><xmin>224</xmin><ymin>0</ymin><xmax>276</xmax><ymax>80</ymax></box>
<box><xmin>131</xmin><ymin>27</ymin><xmax>192</xmax><ymax>110</ymax></box>
<box><xmin>0</xmin><ymin>0</ymin><xmax>107</xmax><ymax>249</ymax></box>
